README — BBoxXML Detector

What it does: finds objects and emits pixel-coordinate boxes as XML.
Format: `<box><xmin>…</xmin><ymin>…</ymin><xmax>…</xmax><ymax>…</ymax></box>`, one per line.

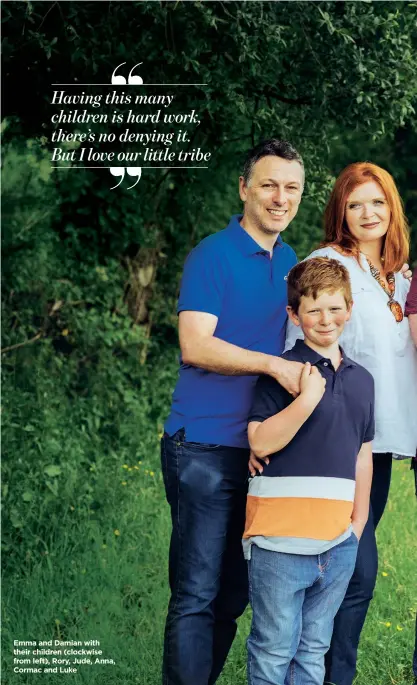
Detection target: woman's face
<box><xmin>344</xmin><ymin>181</ymin><xmax>391</xmax><ymax>245</ymax></box>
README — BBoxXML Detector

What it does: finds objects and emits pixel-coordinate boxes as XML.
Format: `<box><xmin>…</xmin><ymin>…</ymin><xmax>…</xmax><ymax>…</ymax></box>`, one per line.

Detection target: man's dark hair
<box><xmin>242</xmin><ymin>139</ymin><xmax>304</xmax><ymax>185</ymax></box>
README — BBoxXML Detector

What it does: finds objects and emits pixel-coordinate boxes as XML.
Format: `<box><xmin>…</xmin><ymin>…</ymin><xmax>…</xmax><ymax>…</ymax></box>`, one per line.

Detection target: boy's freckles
<box><xmin>288</xmin><ymin>289</ymin><xmax>352</xmax><ymax>348</ymax></box>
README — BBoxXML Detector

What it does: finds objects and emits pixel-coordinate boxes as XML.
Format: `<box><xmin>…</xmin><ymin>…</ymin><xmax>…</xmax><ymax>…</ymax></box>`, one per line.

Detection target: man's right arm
<box><xmin>179</xmin><ymin>310</ymin><xmax>304</xmax><ymax>396</ymax></box>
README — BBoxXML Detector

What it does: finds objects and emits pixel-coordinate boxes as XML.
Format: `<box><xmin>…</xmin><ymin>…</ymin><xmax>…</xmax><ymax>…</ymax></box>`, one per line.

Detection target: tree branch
<box><xmin>37</xmin><ymin>1</ymin><xmax>58</xmax><ymax>31</ymax></box>
<box><xmin>1</xmin><ymin>332</ymin><xmax>43</xmax><ymax>354</ymax></box>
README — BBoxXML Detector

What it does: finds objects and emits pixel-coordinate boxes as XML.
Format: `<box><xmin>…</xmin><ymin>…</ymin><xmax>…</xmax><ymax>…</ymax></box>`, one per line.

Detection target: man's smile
<box><xmin>267</xmin><ymin>208</ymin><xmax>287</xmax><ymax>217</ymax></box>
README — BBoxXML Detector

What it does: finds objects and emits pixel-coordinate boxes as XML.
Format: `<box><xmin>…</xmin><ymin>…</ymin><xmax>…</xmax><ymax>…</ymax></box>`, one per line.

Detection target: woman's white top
<box><xmin>285</xmin><ymin>246</ymin><xmax>417</xmax><ymax>457</ymax></box>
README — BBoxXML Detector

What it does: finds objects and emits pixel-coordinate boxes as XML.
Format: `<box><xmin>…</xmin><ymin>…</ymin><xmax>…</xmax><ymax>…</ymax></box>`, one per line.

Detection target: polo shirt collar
<box><xmin>291</xmin><ymin>339</ymin><xmax>357</xmax><ymax>369</ymax></box>
<box><xmin>227</xmin><ymin>214</ymin><xmax>283</xmax><ymax>256</ymax></box>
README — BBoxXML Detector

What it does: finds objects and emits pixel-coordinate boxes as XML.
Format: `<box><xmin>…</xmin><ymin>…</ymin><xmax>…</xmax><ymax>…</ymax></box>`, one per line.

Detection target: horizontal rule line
<box><xmin>50</xmin><ymin>166</ymin><xmax>209</xmax><ymax>169</ymax></box>
<box><xmin>51</xmin><ymin>83</ymin><xmax>208</xmax><ymax>86</ymax></box>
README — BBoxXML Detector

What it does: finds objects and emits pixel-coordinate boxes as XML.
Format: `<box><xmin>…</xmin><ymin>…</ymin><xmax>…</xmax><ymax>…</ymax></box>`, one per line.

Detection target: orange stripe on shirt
<box><xmin>243</xmin><ymin>495</ymin><xmax>353</xmax><ymax>540</ymax></box>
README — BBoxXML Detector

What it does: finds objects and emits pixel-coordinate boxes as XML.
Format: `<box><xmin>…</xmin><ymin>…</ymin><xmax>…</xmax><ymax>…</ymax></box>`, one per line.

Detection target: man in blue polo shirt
<box><xmin>161</xmin><ymin>139</ymin><xmax>305</xmax><ymax>685</ymax></box>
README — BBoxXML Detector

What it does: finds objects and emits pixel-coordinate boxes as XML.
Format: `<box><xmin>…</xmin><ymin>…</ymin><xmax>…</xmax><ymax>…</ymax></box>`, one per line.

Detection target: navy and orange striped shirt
<box><xmin>243</xmin><ymin>339</ymin><xmax>375</xmax><ymax>558</ymax></box>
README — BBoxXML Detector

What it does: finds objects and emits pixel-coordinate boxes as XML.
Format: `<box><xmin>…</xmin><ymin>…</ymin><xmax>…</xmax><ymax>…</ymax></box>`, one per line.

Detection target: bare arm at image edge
<box><xmin>179</xmin><ymin>310</ymin><xmax>304</xmax><ymax>395</ymax></box>
<box><xmin>405</xmin><ymin>271</ymin><xmax>417</xmax><ymax>347</ymax></box>
<box><xmin>409</xmin><ymin>314</ymin><xmax>417</xmax><ymax>348</ymax></box>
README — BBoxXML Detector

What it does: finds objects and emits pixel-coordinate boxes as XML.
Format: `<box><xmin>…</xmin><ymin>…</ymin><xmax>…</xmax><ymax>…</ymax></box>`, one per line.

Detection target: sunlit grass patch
<box><xmin>3</xmin><ymin>460</ymin><xmax>416</xmax><ymax>684</ymax></box>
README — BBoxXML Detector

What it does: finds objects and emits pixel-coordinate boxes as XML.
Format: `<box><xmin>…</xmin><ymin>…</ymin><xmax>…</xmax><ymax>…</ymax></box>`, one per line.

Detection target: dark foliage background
<box><xmin>1</xmin><ymin>4</ymin><xmax>417</xmax><ymax>680</ymax></box>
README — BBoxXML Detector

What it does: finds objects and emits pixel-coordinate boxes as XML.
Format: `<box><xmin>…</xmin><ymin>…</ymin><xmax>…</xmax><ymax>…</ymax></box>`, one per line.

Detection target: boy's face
<box><xmin>287</xmin><ymin>289</ymin><xmax>352</xmax><ymax>348</ymax></box>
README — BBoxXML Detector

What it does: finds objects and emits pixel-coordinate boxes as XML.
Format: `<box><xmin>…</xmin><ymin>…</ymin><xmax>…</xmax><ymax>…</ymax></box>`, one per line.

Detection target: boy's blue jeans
<box><xmin>247</xmin><ymin>534</ymin><xmax>359</xmax><ymax>685</ymax></box>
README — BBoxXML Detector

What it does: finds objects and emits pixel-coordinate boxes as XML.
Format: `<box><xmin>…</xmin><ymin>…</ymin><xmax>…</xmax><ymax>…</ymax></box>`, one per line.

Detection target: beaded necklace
<box><xmin>366</xmin><ymin>258</ymin><xmax>404</xmax><ymax>322</ymax></box>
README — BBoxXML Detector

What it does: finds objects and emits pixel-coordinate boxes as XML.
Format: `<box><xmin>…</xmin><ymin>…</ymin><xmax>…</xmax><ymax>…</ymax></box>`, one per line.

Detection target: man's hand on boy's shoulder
<box><xmin>267</xmin><ymin>357</ymin><xmax>304</xmax><ymax>397</ymax></box>
<box><xmin>299</xmin><ymin>362</ymin><xmax>326</xmax><ymax>407</ymax></box>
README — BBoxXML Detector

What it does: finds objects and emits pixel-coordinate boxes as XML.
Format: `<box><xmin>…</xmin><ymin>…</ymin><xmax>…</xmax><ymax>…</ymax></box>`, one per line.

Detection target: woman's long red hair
<box><xmin>322</xmin><ymin>162</ymin><xmax>409</xmax><ymax>273</ymax></box>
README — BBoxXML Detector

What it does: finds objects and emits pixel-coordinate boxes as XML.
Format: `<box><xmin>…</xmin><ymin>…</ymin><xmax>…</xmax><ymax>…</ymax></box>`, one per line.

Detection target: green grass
<box><xmin>3</xmin><ymin>460</ymin><xmax>416</xmax><ymax>685</ymax></box>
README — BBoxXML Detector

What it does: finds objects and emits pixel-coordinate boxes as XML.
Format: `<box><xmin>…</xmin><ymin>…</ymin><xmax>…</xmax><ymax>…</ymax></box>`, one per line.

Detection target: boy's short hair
<box><xmin>287</xmin><ymin>257</ymin><xmax>352</xmax><ymax>314</ymax></box>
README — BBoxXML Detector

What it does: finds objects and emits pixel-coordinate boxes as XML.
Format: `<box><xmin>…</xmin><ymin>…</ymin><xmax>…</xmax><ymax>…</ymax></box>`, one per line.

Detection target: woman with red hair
<box><xmin>285</xmin><ymin>162</ymin><xmax>417</xmax><ymax>685</ymax></box>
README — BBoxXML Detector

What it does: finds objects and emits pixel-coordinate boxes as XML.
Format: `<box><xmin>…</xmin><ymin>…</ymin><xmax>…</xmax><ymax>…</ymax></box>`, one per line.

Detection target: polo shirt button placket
<box><xmin>333</xmin><ymin>368</ymin><xmax>343</xmax><ymax>396</ymax></box>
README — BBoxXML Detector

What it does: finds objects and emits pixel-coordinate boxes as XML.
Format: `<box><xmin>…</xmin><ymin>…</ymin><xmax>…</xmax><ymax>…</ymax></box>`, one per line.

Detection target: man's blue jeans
<box><xmin>161</xmin><ymin>429</ymin><xmax>249</xmax><ymax>685</ymax></box>
<box><xmin>247</xmin><ymin>535</ymin><xmax>359</xmax><ymax>685</ymax></box>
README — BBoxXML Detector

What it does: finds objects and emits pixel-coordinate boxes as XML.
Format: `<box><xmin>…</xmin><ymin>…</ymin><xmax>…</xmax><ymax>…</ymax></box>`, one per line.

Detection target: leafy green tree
<box><xmin>2</xmin><ymin>1</ymin><xmax>417</xmax><ymax>576</ymax></box>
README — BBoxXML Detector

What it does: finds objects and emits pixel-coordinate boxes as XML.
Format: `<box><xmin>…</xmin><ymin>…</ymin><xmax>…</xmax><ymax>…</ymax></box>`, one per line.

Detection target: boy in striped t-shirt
<box><xmin>244</xmin><ymin>258</ymin><xmax>375</xmax><ymax>685</ymax></box>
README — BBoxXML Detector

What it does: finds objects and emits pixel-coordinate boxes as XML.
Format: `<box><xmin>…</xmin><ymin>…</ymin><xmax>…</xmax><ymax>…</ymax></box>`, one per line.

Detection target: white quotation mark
<box><xmin>109</xmin><ymin>62</ymin><xmax>143</xmax><ymax>187</ymax></box>
<box><xmin>110</xmin><ymin>167</ymin><xmax>142</xmax><ymax>190</ymax></box>
<box><xmin>111</xmin><ymin>62</ymin><xmax>143</xmax><ymax>85</ymax></box>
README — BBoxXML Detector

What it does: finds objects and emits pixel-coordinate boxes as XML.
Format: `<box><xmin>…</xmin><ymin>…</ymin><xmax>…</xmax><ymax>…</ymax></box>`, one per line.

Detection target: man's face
<box><xmin>239</xmin><ymin>156</ymin><xmax>304</xmax><ymax>235</ymax></box>
<box><xmin>287</xmin><ymin>289</ymin><xmax>352</xmax><ymax>349</ymax></box>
